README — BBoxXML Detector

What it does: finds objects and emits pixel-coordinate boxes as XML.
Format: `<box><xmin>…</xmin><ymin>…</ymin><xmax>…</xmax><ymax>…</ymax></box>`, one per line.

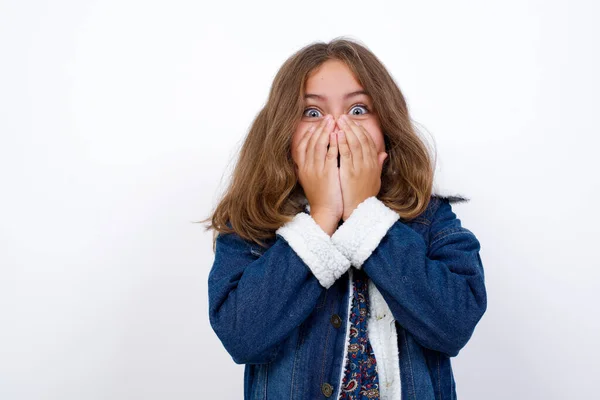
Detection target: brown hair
<box><xmin>198</xmin><ymin>37</ymin><xmax>440</xmax><ymax>250</ymax></box>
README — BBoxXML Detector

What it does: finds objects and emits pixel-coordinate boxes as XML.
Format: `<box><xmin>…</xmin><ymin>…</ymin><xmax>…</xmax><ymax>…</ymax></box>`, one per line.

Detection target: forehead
<box><xmin>304</xmin><ymin>60</ymin><xmax>365</xmax><ymax>96</ymax></box>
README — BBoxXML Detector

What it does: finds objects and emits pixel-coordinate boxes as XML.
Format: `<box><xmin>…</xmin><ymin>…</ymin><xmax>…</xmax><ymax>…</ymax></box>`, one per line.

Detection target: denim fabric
<box><xmin>208</xmin><ymin>195</ymin><xmax>487</xmax><ymax>399</ymax></box>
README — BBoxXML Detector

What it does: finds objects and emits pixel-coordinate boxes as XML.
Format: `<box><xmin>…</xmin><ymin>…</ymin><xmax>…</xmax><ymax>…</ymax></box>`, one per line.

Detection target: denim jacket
<box><xmin>208</xmin><ymin>193</ymin><xmax>487</xmax><ymax>400</ymax></box>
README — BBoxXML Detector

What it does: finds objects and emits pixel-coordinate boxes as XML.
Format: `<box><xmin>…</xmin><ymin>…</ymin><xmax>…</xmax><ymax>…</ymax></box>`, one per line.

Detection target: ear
<box><xmin>378</xmin><ymin>152</ymin><xmax>388</xmax><ymax>169</ymax></box>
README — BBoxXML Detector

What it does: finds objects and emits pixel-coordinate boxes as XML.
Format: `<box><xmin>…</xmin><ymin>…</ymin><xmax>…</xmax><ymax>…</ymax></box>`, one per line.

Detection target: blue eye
<box><xmin>350</xmin><ymin>104</ymin><xmax>369</xmax><ymax>115</ymax></box>
<box><xmin>303</xmin><ymin>107</ymin><xmax>322</xmax><ymax>118</ymax></box>
<box><xmin>302</xmin><ymin>104</ymin><xmax>370</xmax><ymax>118</ymax></box>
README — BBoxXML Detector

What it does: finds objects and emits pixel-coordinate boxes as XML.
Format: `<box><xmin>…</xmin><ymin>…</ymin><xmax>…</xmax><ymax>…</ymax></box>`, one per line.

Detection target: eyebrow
<box><xmin>304</xmin><ymin>90</ymin><xmax>370</xmax><ymax>101</ymax></box>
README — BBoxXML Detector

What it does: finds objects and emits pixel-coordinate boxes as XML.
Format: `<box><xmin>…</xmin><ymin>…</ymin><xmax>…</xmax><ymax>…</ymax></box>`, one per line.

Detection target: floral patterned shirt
<box><xmin>338</xmin><ymin>267</ymin><xmax>380</xmax><ymax>399</ymax></box>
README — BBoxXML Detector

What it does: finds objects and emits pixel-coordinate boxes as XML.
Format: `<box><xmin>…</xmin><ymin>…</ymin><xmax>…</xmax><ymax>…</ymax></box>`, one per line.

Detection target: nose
<box><xmin>331</xmin><ymin>115</ymin><xmax>342</xmax><ymax>131</ymax></box>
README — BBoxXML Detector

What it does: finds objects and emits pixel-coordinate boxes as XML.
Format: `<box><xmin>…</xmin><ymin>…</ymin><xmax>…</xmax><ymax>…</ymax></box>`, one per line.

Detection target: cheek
<box><xmin>293</xmin><ymin>124</ymin><xmax>307</xmax><ymax>143</ymax></box>
<box><xmin>364</xmin><ymin>123</ymin><xmax>385</xmax><ymax>152</ymax></box>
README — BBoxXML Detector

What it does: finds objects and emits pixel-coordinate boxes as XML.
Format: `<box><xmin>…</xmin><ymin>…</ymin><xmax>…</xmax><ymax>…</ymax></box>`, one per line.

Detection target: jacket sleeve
<box><xmin>330</xmin><ymin>196</ymin><xmax>487</xmax><ymax>357</ymax></box>
<box><xmin>208</xmin><ymin>212</ymin><xmax>351</xmax><ymax>364</ymax></box>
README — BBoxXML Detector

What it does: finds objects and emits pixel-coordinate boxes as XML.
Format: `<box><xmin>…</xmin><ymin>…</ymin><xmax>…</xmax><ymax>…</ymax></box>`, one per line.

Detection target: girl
<box><xmin>203</xmin><ymin>37</ymin><xmax>487</xmax><ymax>400</ymax></box>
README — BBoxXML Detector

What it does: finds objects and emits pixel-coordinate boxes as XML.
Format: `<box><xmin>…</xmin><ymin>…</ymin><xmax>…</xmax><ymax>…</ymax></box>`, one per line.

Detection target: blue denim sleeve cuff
<box><xmin>331</xmin><ymin>196</ymin><xmax>400</xmax><ymax>269</ymax></box>
<box><xmin>276</xmin><ymin>212</ymin><xmax>351</xmax><ymax>289</ymax></box>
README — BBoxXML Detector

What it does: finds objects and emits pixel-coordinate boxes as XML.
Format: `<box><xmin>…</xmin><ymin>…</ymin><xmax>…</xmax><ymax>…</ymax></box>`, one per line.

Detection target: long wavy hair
<box><xmin>199</xmin><ymin>37</ymin><xmax>442</xmax><ymax>250</ymax></box>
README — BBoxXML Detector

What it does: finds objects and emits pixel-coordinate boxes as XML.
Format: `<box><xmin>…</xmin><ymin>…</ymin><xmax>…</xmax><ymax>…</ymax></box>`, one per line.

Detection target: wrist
<box><xmin>311</xmin><ymin>212</ymin><xmax>340</xmax><ymax>236</ymax></box>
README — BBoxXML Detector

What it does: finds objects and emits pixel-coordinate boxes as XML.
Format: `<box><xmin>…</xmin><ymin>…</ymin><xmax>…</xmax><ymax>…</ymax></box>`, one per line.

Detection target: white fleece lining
<box><xmin>431</xmin><ymin>183</ymin><xmax>468</xmax><ymax>202</ymax></box>
<box><xmin>302</xmin><ymin>198</ymin><xmax>403</xmax><ymax>397</ymax></box>
<box><xmin>329</xmin><ymin>197</ymin><xmax>402</xmax><ymax>399</ymax></box>
<box><xmin>332</xmin><ymin>269</ymin><xmax>402</xmax><ymax>399</ymax></box>
<box><xmin>301</xmin><ymin>192</ymin><xmax>460</xmax><ymax>398</ymax></box>
<box><xmin>331</xmin><ymin>196</ymin><xmax>400</xmax><ymax>269</ymax></box>
<box><xmin>367</xmin><ymin>278</ymin><xmax>401</xmax><ymax>399</ymax></box>
<box><xmin>334</xmin><ymin>267</ymin><xmax>355</xmax><ymax>399</ymax></box>
<box><xmin>276</xmin><ymin>212</ymin><xmax>351</xmax><ymax>289</ymax></box>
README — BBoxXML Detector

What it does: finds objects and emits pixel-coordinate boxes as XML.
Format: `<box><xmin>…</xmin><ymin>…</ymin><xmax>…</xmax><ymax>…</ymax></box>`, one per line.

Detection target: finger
<box><xmin>337</xmin><ymin>115</ymin><xmax>363</xmax><ymax>169</ymax></box>
<box><xmin>306</xmin><ymin>117</ymin><xmax>329</xmax><ymax>168</ymax></box>
<box><xmin>353</xmin><ymin>120</ymin><xmax>378</xmax><ymax>167</ymax></box>
<box><xmin>295</xmin><ymin>125</ymin><xmax>315</xmax><ymax>167</ymax></box>
<box><xmin>355</xmin><ymin>121</ymin><xmax>378</xmax><ymax>153</ymax></box>
<box><xmin>325</xmin><ymin>129</ymin><xmax>339</xmax><ymax>168</ymax></box>
<box><xmin>337</xmin><ymin>129</ymin><xmax>351</xmax><ymax>165</ymax></box>
<box><xmin>314</xmin><ymin>115</ymin><xmax>335</xmax><ymax>169</ymax></box>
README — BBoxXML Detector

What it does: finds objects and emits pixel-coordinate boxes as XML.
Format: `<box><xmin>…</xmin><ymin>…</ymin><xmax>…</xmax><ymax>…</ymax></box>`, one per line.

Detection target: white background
<box><xmin>1</xmin><ymin>0</ymin><xmax>598</xmax><ymax>399</ymax></box>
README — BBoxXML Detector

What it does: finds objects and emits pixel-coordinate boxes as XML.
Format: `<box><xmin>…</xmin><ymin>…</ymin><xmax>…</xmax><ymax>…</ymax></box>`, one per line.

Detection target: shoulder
<box><xmin>216</xmin><ymin>221</ymin><xmax>252</xmax><ymax>251</ymax></box>
<box><xmin>427</xmin><ymin>192</ymin><xmax>479</xmax><ymax>248</ymax></box>
<box><xmin>406</xmin><ymin>190</ymin><xmax>469</xmax><ymax>227</ymax></box>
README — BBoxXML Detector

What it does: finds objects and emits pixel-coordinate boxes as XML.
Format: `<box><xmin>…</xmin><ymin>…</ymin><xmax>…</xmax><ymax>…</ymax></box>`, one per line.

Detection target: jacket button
<box><xmin>321</xmin><ymin>382</ymin><xmax>333</xmax><ymax>397</ymax></box>
<box><xmin>330</xmin><ymin>314</ymin><xmax>341</xmax><ymax>328</ymax></box>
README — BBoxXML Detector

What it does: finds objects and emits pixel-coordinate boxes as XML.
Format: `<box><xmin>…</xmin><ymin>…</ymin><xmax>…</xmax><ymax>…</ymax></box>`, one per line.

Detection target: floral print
<box><xmin>338</xmin><ymin>268</ymin><xmax>380</xmax><ymax>399</ymax></box>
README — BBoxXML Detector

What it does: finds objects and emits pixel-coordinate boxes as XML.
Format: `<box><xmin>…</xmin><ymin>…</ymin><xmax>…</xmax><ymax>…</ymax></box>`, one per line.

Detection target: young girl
<box><xmin>204</xmin><ymin>38</ymin><xmax>487</xmax><ymax>400</ymax></box>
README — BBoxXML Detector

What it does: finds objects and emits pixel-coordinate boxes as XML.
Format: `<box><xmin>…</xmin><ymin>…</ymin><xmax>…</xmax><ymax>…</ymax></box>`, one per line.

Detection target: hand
<box><xmin>293</xmin><ymin>114</ymin><xmax>343</xmax><ymax>234</ymax></box>
<box><xmin>336</xmin><ymin>114</ymin><xmax>388</xmax><ymax>221</ymax></box>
